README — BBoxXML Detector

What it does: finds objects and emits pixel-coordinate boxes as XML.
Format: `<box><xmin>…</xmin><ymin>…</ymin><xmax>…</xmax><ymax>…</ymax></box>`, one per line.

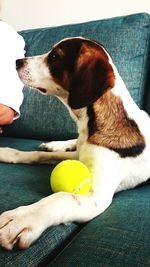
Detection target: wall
<box><xmin>0</xmin><ymin>0</ymin><xmax>150</xmax><ymax>30</ymax></box>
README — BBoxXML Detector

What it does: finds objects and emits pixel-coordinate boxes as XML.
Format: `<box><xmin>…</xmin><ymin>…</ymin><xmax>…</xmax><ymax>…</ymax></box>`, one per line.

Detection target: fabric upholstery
<box><xmin>49</xmin><ymin>185</ymin><xmax>150</xmax><ymax>267</ymax></box>
<box><xmin>0</xmin><ymin>137</ymin><xmax>81</xmax><ymax>267</ymax></box>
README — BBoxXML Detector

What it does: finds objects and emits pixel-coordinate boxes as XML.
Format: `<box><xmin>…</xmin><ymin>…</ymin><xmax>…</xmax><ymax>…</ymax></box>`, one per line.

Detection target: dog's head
<box><xmin>16</xmin><ymin>37</ymin><xmax>115</xmax><ymax>109</ymax></box>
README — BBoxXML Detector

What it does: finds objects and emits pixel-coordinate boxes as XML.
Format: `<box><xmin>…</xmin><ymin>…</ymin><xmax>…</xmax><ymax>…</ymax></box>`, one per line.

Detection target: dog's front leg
<box><xmin>0</xmin><ymin>191</ymin><xmax>110</xmax><ymax>250</ymax></box>
<box><xmin>0</xmin><ymin>147</ymin><xmax>77</xmax><ymax>164</ymax></box>
<box><xmin>39</xmin><ymin>139</ymin><xmax>77</xmax><ymax>152</ymax></box>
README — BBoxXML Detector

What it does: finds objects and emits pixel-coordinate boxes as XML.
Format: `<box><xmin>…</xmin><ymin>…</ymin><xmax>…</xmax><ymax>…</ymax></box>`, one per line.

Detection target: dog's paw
<box><xmin>39</xmin><ymin>139</ymin><xmax>77</xmax><ymax>152</ymax></box>
<box><xmin>0</xmin><ymin>147</ymin><xmax>20</xmax><ymax>163</ymax></box>
<box><xmin>0</xmin><ymin>205</ymin><xmax>46</xmax><ymax>250</ymax></box>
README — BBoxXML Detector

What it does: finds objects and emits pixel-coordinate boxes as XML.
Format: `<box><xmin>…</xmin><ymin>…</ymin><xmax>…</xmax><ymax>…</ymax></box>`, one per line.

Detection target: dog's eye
<box><xmin>48</xmin><ymin>53</ymin><xmax>59</xmax><ymax>64</ymax></box>
<box><xmin>52</xmin><ymin>54</ymin><xmax>57</xmax><ymax>61</ymax></box>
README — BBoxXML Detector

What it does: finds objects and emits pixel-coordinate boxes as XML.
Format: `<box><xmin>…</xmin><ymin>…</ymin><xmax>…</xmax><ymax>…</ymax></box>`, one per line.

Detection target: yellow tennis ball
<box><xmin>50</xmin><ymin>160</ymin><xmax>92</xmax><ymax>194</ymax></box>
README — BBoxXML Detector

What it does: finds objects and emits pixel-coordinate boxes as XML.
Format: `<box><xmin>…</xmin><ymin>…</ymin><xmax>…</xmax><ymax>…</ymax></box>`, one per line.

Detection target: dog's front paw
<box><xmin>39</xmin><ymin>139</ymin><xmax>77</xmax><ymax>152</ymax></box>
<box><xmin>39</xmin><ymin>141</ymin><xmax>61</xmax><ymax>152</ymax></box>
<box><xmin>0</xmin><ymin>204</ymin><xmax>46</xmax><ymax>250</ymax></box>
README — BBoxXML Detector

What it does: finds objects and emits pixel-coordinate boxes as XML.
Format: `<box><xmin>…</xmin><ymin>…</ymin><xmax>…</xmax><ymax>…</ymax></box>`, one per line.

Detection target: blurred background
<box><xmin>0</xmin><ymin>0</ymin><xmax>150</xmax><ymax>30</ymax></box>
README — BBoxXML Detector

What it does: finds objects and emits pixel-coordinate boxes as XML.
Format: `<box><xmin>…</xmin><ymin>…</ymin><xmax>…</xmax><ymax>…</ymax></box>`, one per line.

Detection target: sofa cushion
<box><xmin>3</xmin><ymin>13</ymin><xmax>150</xmax><ymax>141</ymax></box>
<box><xmin>48</xmin><ymin>185</ymin><xmax>150</xmax><ymax>267</ymax></box>
<box><xmin>0</xmin><ymin>136</ymin><xmax>81</xmax><ymax>267</ymax></box>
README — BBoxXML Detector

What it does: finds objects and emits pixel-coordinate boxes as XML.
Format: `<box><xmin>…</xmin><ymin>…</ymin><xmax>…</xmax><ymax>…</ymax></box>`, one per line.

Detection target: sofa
<box><xmin>0</xmin><ymin>12</ymin><xmax>150</xmax><ymax>267</ymax></box>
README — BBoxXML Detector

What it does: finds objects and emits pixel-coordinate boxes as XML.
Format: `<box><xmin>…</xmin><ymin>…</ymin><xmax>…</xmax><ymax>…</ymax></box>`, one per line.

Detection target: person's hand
<box><xmin>0</xmin><ymin>104</ymin><xmax>14</xmax><ymax>126</ymax></box>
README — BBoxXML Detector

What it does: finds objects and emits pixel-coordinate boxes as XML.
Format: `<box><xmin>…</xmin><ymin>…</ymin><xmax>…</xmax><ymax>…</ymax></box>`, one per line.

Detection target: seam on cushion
<box><xmin>138</xmin><ymin>23</ymin><xmax>150</xmax><ymax>107</ymax></box>
<box><xmin>36</xmin><ymin>223</ymin><xmax>85</xmax><ymax>267</ymax></box>
<box><xmin>141</xmin><ymin>30</ymin><xmax>150</xmax><ymax>112</ymax></box>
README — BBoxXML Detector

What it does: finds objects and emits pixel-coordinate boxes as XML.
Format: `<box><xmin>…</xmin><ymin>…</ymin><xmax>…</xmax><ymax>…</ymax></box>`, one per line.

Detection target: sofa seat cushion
<box><xmin>0</xmin><ymin>137</ymin><xmax>81</xmax><ymax>267</ymax></box>
<box><xmin>48</xmin><ymin>184</ymin><xmax>150</xmax><ymax>267</ymax></box>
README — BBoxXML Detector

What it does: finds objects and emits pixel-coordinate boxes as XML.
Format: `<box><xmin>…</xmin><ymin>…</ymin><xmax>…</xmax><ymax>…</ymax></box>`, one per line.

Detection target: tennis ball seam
<box><xmin>73</xmin><ymin>178</ymin><xmax>91</xmax><ymax>194</ymax></box>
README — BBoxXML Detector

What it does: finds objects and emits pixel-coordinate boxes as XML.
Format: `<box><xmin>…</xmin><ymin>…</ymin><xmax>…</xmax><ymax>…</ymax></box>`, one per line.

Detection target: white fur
<box><xmin>39</xmin><ymin>139</ymin><xmax>77</xmax><ymax>152</ymax></box>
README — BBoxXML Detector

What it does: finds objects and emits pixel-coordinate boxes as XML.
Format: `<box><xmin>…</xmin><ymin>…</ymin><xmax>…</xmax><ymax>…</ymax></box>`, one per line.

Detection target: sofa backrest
<box><xmin>4</xmin><ymin>13</ymin><xmax>150</xmax><ymax>141</ymax></box>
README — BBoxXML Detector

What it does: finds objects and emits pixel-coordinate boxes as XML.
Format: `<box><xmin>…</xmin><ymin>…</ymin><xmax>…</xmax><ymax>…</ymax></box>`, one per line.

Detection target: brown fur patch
<box><xmin>87</xmin><ymin>91</ymin><xmax>145</xmax><ymax>153</ymax></box>
<box><xmin>62</xmin><ymin>70</ymin><xmax>70</xmax><ymax>90</ymax></box>
<box><xmin>69</xmin><ymin>41</ymin><xmax>115</xmax><ymax>108</ymax></box>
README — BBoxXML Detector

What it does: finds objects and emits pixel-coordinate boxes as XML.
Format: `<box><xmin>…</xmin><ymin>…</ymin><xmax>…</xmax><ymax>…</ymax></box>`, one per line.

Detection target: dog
<box><xmin>0</xmin><ymin>37</ymin><xmax>150</xmax><ymax>250</ymax></box>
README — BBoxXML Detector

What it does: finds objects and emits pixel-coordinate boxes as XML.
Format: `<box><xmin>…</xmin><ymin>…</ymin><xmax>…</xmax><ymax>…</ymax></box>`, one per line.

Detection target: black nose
<box><xmin>16</xmin><ymin>59</ymin><xmax>25</xmax><ymax>70</ymax></box>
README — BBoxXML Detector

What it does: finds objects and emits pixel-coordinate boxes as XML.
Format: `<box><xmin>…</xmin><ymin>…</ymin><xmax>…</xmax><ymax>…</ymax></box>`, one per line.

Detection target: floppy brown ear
<box><xmin>68</xmin><ymin>43</ymin><xmax>115</xmax><ymax>109</ymax></box>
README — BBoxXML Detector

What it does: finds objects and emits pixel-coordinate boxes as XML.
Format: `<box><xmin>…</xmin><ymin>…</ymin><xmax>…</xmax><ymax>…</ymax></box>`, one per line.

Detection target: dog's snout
<box><xmin>16</xmin><ymin>59</ymin><xmax>26</xmax><ymax>70</ymax></box>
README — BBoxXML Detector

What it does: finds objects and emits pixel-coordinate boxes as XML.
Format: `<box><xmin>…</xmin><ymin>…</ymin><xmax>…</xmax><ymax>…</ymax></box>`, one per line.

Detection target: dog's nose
<box><xmin>16</xmin><ymin>59</ymin><xmax>25</xmax><ymax>70</ymax></box>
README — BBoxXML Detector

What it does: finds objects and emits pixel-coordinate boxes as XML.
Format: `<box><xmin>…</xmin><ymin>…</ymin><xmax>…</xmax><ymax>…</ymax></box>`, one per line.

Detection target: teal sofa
<box><xmin>0</xmin><ymin>13</ymin><xmax>150</xmax><ymax>267</ymax></box>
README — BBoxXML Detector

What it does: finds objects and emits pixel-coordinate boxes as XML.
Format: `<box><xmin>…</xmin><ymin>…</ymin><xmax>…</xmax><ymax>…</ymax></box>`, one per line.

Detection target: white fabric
<box><xmin>0</xmin><ymin>21</ymin><xmax>25</xmax><ymax>119</ymax></box>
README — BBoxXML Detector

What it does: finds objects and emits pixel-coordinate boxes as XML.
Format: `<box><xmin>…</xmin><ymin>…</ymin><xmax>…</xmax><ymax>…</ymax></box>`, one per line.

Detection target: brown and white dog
<box><xmin>0</xmin><ymin>37</ymin><xmax>150</xmax><ymax>250</ymax></box>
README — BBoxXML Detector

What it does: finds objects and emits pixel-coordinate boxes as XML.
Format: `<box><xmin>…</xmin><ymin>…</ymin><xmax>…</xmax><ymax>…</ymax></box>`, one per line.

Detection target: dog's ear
<box><xmin>68</xmin><ymin>42</ymin><xmax>115</xmax><ymax>109</ymax></box>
